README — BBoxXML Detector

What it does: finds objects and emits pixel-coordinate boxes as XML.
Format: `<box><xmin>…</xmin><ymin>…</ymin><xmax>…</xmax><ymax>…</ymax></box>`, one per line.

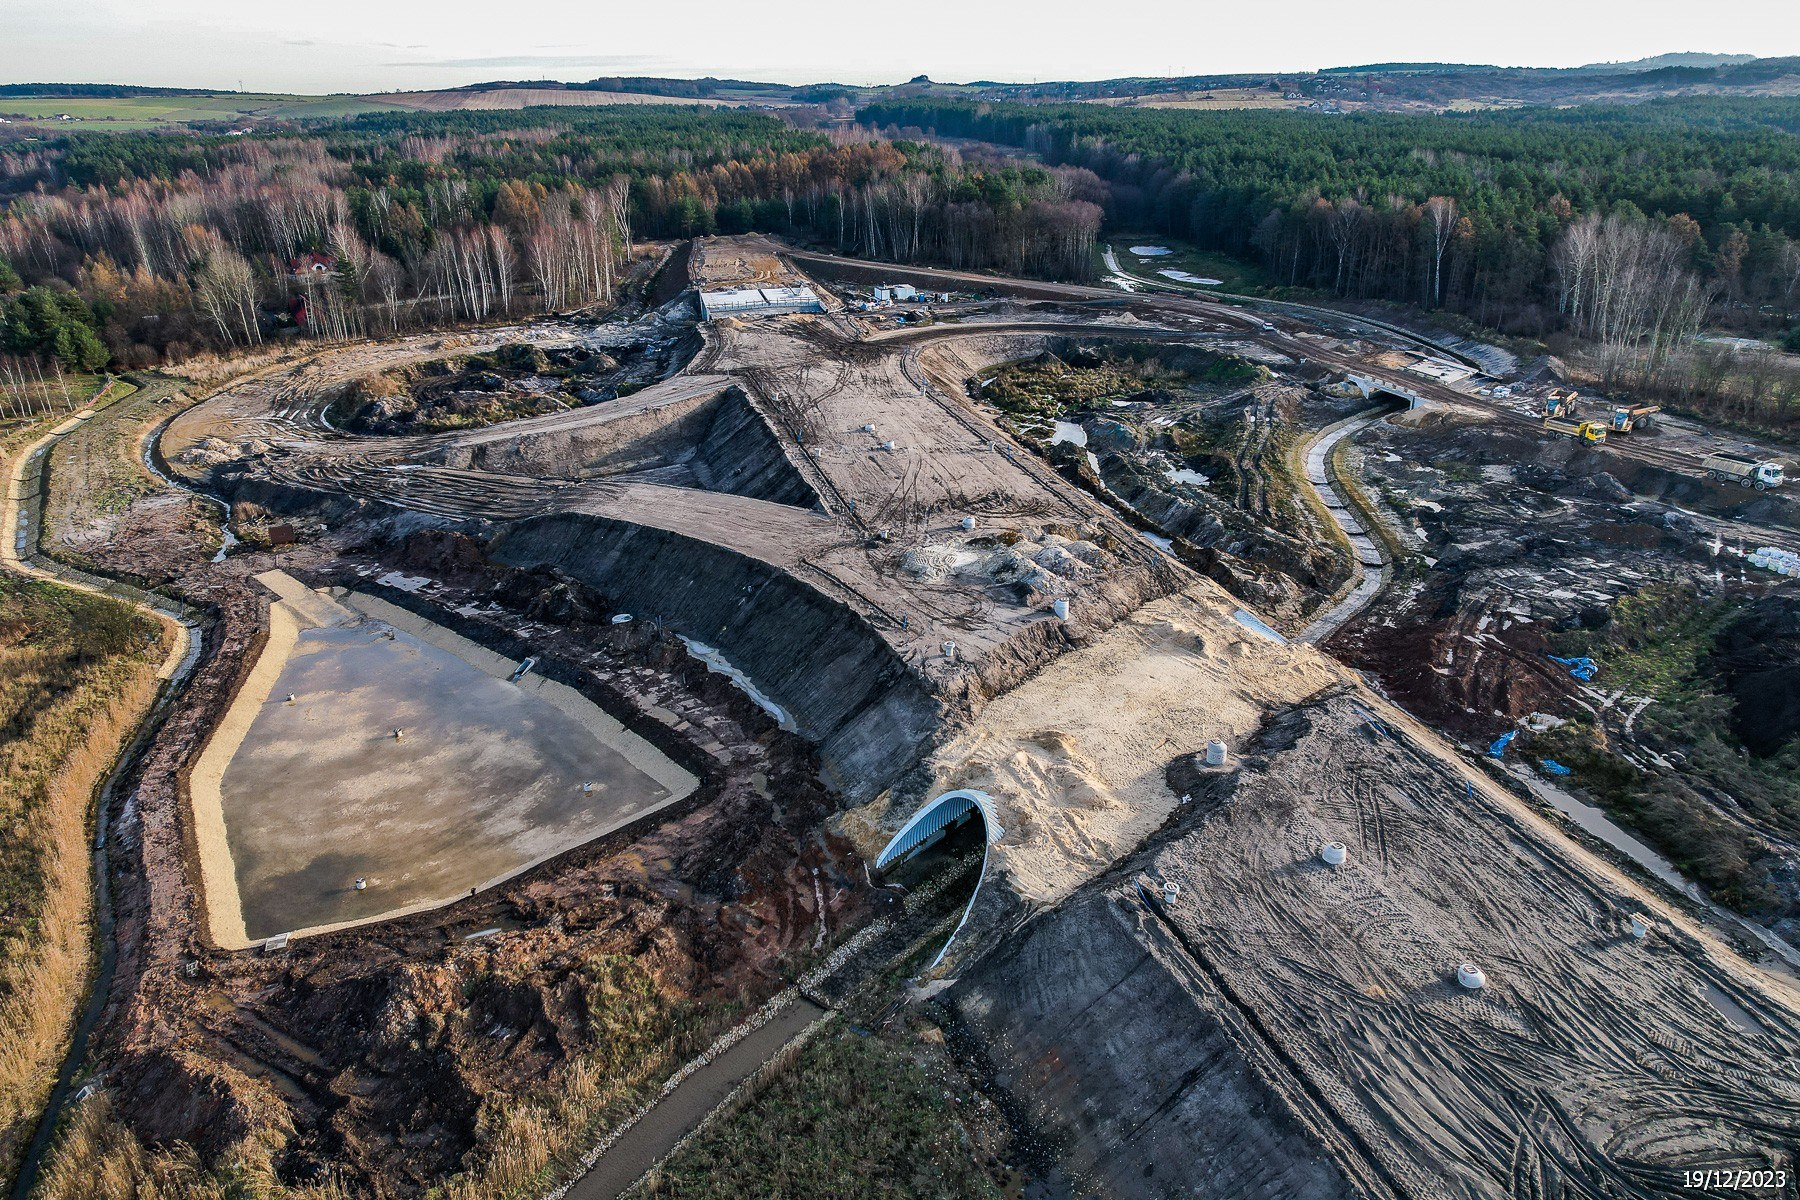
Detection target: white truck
<box><xmin>1703</xmin><ymin>452</ymin><xmax>1786</xmax><ymax>491</ymax></box>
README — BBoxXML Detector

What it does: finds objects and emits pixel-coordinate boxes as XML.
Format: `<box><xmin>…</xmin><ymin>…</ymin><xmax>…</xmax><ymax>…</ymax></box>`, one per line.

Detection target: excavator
<box><xmin>1543</xmin><ymin>388</ymin><xmax>1655</xmax><ymax>436</ymax></box>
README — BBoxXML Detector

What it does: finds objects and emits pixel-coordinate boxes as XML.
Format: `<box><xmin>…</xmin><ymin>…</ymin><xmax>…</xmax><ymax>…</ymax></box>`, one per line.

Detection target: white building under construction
<box><xmin>698</xmin><ymin>286</ymin><xmax>824</xmax><ymax>320</ymax></box>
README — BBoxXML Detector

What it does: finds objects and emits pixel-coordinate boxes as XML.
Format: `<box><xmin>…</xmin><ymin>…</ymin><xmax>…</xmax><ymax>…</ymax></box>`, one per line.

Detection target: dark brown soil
<box><xmin>1708</xmin><ymin>594</ymin><xmax>1800</xmax><ymax>758</ymax></box>
<box><xmin>84</xmin><ymin>524</ymin><xmax>874</xmax><ymax>1197</ymax></box>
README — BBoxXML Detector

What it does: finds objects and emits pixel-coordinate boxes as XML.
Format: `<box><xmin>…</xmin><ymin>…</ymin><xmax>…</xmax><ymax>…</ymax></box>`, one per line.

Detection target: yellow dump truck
<box><xmin>1544</xmin><ymin>389</ymin><xmax>1582</xmax><ymax>419</ymax></box>
<box><xmin>1607</xmin><ymin>403</ymin><xmax>1661</xmax><ymax>433</ymax></box>
<box><xmin>1543</xmin><ymin>417</ymin><xmax>1607</xmax><ymax>444</ymax></box>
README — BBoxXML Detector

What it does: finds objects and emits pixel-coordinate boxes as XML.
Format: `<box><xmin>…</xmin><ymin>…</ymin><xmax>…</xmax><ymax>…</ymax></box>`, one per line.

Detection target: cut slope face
<box><xmin>492</xmin><ymin>513</ymin><xmax>943</xmax><ymax>798</ymax></box>
<box><xmin>953</xmin><ymin>887</ymin><xmax>1354</xmax><ymax>1200</ymax></box>
<box><xmin>431</xmin><ymin>383</ymin><xmax>818</xmax><ymax>508</ymax></box>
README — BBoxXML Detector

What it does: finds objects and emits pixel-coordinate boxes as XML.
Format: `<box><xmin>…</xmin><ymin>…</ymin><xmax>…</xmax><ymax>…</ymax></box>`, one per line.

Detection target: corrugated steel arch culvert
<box><xmin>875</xmin><ymin>789</ymin><xmax>1002</xmax><ymax>968</ymax></box>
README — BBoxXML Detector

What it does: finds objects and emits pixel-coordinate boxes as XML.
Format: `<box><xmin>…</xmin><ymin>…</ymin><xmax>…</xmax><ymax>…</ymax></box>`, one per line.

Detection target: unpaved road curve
<box><xmin>1099</xmin><ymin>242</ymin><xmax>1490</xmax><ymax>373</ymax></box>
<box><xmin>1297</xmin><ymin>408</ymin><xmax>1393</xmax><ymax>643</ymax></box>
<box><xmin>812</xmin><ymin>247</ymin><xmax>1800</xmax><ymax>536</ymax></box>
<box><xmin>3</xmin><ymin>405</ymin><xmax>201</xmax><ymax>683</ymax></box>
<box><xmin>2</xmin><ymin>403</ymin><xmax>205</xmax><ymax>1200</ymax></box>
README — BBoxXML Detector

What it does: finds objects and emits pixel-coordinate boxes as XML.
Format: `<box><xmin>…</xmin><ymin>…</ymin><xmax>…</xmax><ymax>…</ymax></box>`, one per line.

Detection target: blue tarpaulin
<box><xmin>1548</xmin><ymin>654</ymin><xmax>1598</xmax><ymax>682</ymax></box>
<box><xmin>1487</xmin><ymin>730</ymin><xmax>1517</xmax><ymax>758</ymax></box>
<box><xmin>1539</xmin><ymin>759</ymin><xmax>1573</xmax><ymax>776</ymax></box>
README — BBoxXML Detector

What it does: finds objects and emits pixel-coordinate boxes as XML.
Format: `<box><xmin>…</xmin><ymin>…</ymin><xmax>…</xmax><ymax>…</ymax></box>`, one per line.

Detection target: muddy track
<box><xmin>29</xmin><ymin>240</ymin><xmax>1800</xmax><ymax>1199</ymax></box>
<box><xmin>1230</xmin><ymin>392</ymin><xmax>1280</xmax><ymax>513</ymax></box>
<box><xmin>851</xmin><ymin>247</ymin><xmax>1792</xmax><ymax>523</ymax></box>
<box><xmin>1148</xmin><ymin>699</ymin><xmax>1800</xmax><ymax>1197</ymax></box>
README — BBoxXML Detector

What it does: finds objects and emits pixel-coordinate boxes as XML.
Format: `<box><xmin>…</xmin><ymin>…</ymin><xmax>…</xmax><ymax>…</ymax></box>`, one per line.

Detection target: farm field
<box><xmin>0</xmin><ymin>93</ymin><xmax>414</xmax><ymax>128</ymax></box>
<box><xmin>1084</xmin><ymin>86</ymin><xmax>1311</xmax><ymax>110</ymax></box>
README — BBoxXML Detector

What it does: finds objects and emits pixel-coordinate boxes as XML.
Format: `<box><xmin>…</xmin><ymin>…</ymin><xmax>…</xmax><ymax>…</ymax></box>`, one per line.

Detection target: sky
<box><xmin>1</xmin><ymin>0</ymin><xmax>1795</xmax><ymax>93</ymax></box>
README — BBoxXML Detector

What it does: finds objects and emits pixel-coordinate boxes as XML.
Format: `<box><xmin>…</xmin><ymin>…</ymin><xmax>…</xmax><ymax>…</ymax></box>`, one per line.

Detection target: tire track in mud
<box><xmin>1137</xmin><ymin>697</ymin><xmax>1800</xmax><ymax>1198</ymax></box>
<box><xmin>1128</xmin><ymin>885</ymin><xmax>1417</xmax><ymax>1200</ymax></box>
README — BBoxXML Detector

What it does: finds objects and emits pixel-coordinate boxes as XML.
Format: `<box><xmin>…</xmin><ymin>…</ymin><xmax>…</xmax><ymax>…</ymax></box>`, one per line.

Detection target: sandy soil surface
<box><xmin>1152</xmin><ymin>696</ymin><xmax>1800</xmax><ymax>1191</ymax></box>
<box><xmin>1324</xmin><ymin>408</ymin><xmax>1800</xmax><ymax>938</ymax></box>
<box><xmin>848</xmin><ymin>584</ymin><xmax>1342</xmax><ymax>905</ymax></box>
<box><xmin>952</xmin><ymin>692</ymin><xmax>1800</xmax><ymax>1198</ymax></box>
<box><xmin>688</xmin><ymin>235</ymin><xmax>810</xmax><ymax>290</ymax></box>
<box><xmin>46</xmin><ymin>239</ymin><xmax>1800</xmax><ymax>1198</ymax></box>
<box><xmin>167</xmin><ymin>295</ymin><xmax>1193</xmax><ymax>706</ymax></box>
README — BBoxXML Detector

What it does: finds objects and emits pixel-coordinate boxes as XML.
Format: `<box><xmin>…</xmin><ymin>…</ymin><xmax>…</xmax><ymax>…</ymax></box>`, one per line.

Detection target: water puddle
<box><xmin>212</xmin><ymin>523</ymin><xmax>239</xmax><ymax>563</ymax></box>
<box><xmin>196</xmin><ymin>582</ymin><xmax>697</xmax><ymax>946</ymax></box>
<box><xmin>1158</xmin><ymin>269</ymin><xmax>1224</xmax><ymax>286</ymax></box>
<box><xmin>139</xmin><ymin>423</ymin><xmax>238</xmax><ymax>560</ymax></box>
<box><xmin>1701</xmin><ymin>982</ymin><xmax>1764</xmax><ymax>1036</ymax></box>
<box><xmin>1512</xmin><ymin>768</ymin><xmax>1689</xmax><ymax>893</ymax></box>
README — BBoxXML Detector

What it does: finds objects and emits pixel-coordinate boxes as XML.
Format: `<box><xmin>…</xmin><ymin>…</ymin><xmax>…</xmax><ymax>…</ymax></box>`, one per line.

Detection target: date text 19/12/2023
<box><xmin>1683</xmin><ymin>1170</ymin><xmax>1789</xmax><ymax>1191</ymax></box>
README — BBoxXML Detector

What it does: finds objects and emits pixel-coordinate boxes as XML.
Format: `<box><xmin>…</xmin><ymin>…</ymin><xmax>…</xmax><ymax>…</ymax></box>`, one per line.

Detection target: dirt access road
<box><xmin>953</xmin><ymin>692</ymin><xmax>1800</xmax><ymax>1200</ymax></box>
<box><xmin>164</xmin><ymin>299</ymin><xmax>1193</xmax><ymax>698</ymax></box>
<box><xmin>1</xmin><ymin>396</ymin><xmax>206</xmax><ymax>1200</ymax></box>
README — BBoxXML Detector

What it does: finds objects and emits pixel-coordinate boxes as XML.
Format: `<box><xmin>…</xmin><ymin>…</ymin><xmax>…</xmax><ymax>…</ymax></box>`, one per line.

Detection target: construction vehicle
<box><xmin>1543</xmin><ymin>417</ymin><xmax>1607</xmax><ymax>444</ymax></box>
<box><xmin>1544</xmin><ymin>389</ymin><xmax>1582</xmax><ymax>419</ymax></box>
<box><xmin>1607</xmin><ymin>403</ymin><xmax>1661</xmax><ymax>433</ymax></box>
<box><xmin>1703</xmin><ymin>452</ymin><xmax>1786</xmax><ymax>491</ymax></box>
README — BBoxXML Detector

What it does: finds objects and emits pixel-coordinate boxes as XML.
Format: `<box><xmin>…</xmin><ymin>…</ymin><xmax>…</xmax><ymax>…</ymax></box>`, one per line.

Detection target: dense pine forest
<box><xmin>860</xmin><ymin>97</ymin><xmax>1800</xmax><ymax>333</ymax></box>
<box><xmin>859</xmin><ymin>95</ymin><xmax>1800</xmax><ymax>425</ymax></box>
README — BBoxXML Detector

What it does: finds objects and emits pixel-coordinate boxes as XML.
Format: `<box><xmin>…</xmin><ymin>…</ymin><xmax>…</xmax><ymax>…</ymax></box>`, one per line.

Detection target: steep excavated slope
<box><xmin>686</xmin><ymin>388</ymin><xmax>817</xmax><ymax>505</ymax></box>
<box><xmin>950</xmin><ymin>694</ymin><xmax>1800</xmax><ymax>1198</ymax></box>
<box><xmin>953</xmin><ymin>887</ymin><xmax>1353</xmax><ymax>1200</ymax></box>
<box><xmin>432</xmin><ymin>385</ymin><xmax>817</xmax><ymax>507</ymax></box>
<box><xmin>491</xmin><ymin>513</ymin><xmax>939</xmax><ymax>798</ymax></box>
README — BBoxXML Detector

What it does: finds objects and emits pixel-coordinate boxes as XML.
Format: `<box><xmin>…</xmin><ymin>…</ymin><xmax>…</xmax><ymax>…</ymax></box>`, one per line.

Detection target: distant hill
<box><xmin>1319</xmin><ymin>63</ymin><xmax>1499</xmax><ymax>75</ymax></box>
<box><xmin>0</xmin><ymin>83</ymin><xmax>227</xmax><ymax>98</ymax></box>
<box><xmin>1576</xmin><ymin>52</ymin><xmax>1759</xmax><ymax>73</ymax></box>
<box><xmin>5</xmin><ymin>53</ymin><xmax>1798</xmax><ymax>133</ymax></box>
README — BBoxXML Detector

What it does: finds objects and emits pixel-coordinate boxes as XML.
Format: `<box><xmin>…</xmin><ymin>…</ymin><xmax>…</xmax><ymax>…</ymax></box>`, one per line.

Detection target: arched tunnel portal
<box><xmin>875</xmin><ymin>789</ymin><xmax>1003</xmax><ymax>969</ymax></box>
